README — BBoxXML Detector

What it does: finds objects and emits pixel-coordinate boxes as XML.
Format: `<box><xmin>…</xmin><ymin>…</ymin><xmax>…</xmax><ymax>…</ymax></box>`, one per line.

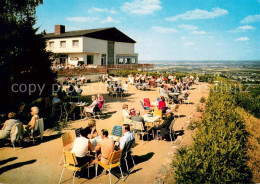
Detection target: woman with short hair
<box><xmin>122</xmin><ymin>104</ymin><xmax>133</xmax><ymax>124</ymax></box>
<box><xmin>24</xmin><ymin>106</ymin><xmax>39</xmax><ymax>132</ymax></box>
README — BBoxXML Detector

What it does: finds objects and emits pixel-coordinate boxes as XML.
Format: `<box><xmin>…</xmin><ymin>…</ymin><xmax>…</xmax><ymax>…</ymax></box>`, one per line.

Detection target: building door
<box><xmin>101</xmin><ymin>54</ymin><xmax>106</xmax><ymax>65</ymax></box>
<box><xmin>59</xmin><ymin>55</ymin><xmax>68</xmax><ymax>66</ymax></box>
<box><xmin>87</xmin><ymin>55</ymin><xmax>93</xmax><ymax>65</ymax></box>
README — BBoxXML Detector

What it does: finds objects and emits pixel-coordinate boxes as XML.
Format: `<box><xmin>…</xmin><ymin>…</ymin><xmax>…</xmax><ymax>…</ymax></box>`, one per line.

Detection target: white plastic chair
<box><xmin>31</xmin><ymin>118</ymin><xmax>44</xmax><ymax>144</ymax></box>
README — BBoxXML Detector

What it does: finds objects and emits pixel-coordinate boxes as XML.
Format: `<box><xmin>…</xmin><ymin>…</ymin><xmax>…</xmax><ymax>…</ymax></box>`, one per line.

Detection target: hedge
<box><xmin>172</xmin><ymin>79</ymin><xmax>252</xmax><ymax>183</ymax></box>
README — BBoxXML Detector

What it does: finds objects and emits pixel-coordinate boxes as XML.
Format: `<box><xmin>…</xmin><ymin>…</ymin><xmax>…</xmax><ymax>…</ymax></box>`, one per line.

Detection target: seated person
<box><xmin>95</xmin><ymin>129</ymin><xmax>115</xmax><ymax>164</ymax></box>
<box><xmin>0</xmin><ymin>112</ymin><xmax>19</xmax><ymax>139</ymax></box>
<box><xmin>71</xmin><ymin>128</ymin><xmax>94</xmax><ymax>166</ymax></box>
<box><xmin>68</xmin><ymin>84</ymin><xmax>76</xmax><ymax>96</ymax></box>
<box><xmin>131</xmin><ymin>111</ymin><xmax>145</xmax><ymax>130</ymax></box>
<box><xmin>120</xmin><ymin>124</ymin><xmax>135</xmax><ymax>150</ymax></box>
<box><xmin>158</xmin><ymin>97</ymin><xmax>166</xmax><ymax>110</ymax></box>
<box><xmin>97</xmin><ymin>94</ymin><xmax>104</xmax><ymax>109</ymax></box>
<box><xmin>122</xmin><ymin>81</ymin><xmax>129</xmax><ymax>92</ymax></box>
<box><xmin>122</xmin><ymin>104</ymin><xmax>133</xmax><ymax>124</ymax></box>
<box><xmin>106</xmin><ymin>81</ymin><xmax>110</xmax><ymax>92</ymax></box>
<box><xmin>24</xmin><ymin>106</ymin><xmax>39</xmax><ymax>133</ymax></box>
<box><xmin>83</xmin><ymin>96</ymin><xmax>99</xmax><ymax>116</ymax></box>
<box><xmin>86</xmin><ymin>119</ymin><xmax>98</xmax><ymax>139</ymax></box>
<box><xmin>158</xmin><ymin>96</ymin><xmax>168</xmax><ymax>113</ymax></box>
<box><xmin>149</xmin><ymin>111</ymin><xmax>174</xmax><ymax>140</ymax></box>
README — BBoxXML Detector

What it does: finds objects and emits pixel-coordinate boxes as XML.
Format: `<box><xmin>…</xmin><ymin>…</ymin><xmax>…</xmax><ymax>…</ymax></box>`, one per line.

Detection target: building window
<box><xmin>49</xmin><ymin>41</ymin><xmax>54</xmax><ymax>48</ymax></box>
<box><xmin>60</xmin><ymin>41</ymin><xmax>66</xmax><ymax>48</ymax></box>
<box><xmin>116</xmin><ymin>56</ymin><xmax>137</xmax><ymax>64</ymax></box>
<box><xmin>72</xmin><ymin>40</ymin><xmax>79</xmax><ymax>47</ymax></box>
<box><xmin>87</xmin><ymin>55</ymin><xmax>93</xmax><ymax>65</ymax></box>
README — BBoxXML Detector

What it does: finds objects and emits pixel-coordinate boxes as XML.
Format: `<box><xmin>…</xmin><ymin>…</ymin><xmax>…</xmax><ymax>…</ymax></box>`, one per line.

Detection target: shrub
<box><xmin>200</xmin><ymin>97</ymin><xmax>206</xmax><ymax>103</ymax></box>
<box><xmin>173</xmin><ymin>81</ymin><xmax>252</xmax><ymax>183</ymax></box>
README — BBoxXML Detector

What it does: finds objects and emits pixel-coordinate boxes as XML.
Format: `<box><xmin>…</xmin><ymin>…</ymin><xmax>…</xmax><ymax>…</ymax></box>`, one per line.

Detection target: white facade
<box><xmin>46</xmin><ymin>36</ymin><xmax>137</xmax><ymax>66</ymax></box>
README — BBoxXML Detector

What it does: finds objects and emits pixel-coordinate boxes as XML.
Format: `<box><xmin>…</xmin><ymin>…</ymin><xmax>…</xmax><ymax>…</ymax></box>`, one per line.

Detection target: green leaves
<box><xmin>173</xmin><ymin>78</ymin><xmax>252</xmax><ymax>183</ymax></box>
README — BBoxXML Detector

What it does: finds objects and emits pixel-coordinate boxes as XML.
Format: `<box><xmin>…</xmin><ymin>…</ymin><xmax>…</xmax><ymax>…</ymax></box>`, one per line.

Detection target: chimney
<box><xmin>55</xmin><ymin>25</ymin><xmax>65</xmax><ymax>35</ymax></box>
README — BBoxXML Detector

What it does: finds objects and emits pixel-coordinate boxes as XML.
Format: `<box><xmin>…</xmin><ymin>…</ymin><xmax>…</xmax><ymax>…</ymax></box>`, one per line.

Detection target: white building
<box><xmin>44</xmin><ymin>25</ymin><xmax>138</xmax><ymax>67</ymax></box>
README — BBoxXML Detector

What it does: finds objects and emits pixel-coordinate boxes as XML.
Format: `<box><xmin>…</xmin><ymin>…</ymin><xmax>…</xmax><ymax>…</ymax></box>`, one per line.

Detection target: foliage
<box><xmin>172</xmin><ymin>81</ymin><xmax>252</xmax><ymax>183</ymax></box>
<box><xmin>187</xmin><ymin>119</ymin><xmax>200</xmax><ymax>130</ymax></box>
<box><xmin>196</xmin><ymin>104</ymin><xmax>203</xmax><ymax>112</ymax></box>
<box><xmin>200</xmin><ymin>97</ymin><xmax>206</xmax><ymax>103</ymax></box>
<box><xmin>0</xmin><ymin>0</ymin><xmax>56</xmax><ymax>113</ymax></box>
<box><xmin>234</xmin><ymin>92</ymin><xmax>260</xmax><ymax>118</ymax></box>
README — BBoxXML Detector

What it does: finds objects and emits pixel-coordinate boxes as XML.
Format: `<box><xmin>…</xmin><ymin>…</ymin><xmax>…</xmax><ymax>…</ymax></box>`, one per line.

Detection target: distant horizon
<box><xmin>139</xmin><ymin>60</ymin><xmax>260</xmax><ymax>63</ymax></box>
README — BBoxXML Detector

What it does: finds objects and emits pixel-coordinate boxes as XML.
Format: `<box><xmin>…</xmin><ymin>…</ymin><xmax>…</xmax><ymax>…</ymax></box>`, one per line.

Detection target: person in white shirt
<box><xmin>71</xmin><ymin>127</ymin><xmax>94</xmax><ymax>166</ymax></box>
<box><xmin>119</xmin><ymin>124</ymin><xmax>135</xmax><ymax>150</ymax></box>
<box><xmin>122</xmin><ymin>81</ymin><xmax>129</xmax><ymax>92</ymax></box>
<box><xmin>122</xmin><ymin>104</ymin><xmax>133</xmax><ymax>124</ymax></box>
<box><xmin>83</xmin><ymin>96</ymin><xmax>99</xmax><ymax>116</ymax></box>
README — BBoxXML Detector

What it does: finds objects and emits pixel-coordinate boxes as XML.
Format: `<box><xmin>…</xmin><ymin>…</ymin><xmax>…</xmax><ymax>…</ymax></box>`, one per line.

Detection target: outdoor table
<box><xmin>151</xmin><ymin>102</ymin><xmax>158</xmax><ymax>107</ymax></box>
<box><xmin>142</xmin><ymin>114</ymin><xmax>161</xmax><ymax>127</ymax></box>
<box><xmin>75</xmin><ymin>102</ymin><xmax>88</xmax><ymax>119</ymax></box>
<box><xmin>169</xmin><ymin>92</ymin><xmax>180</xmax><ymax>96</ymax></box>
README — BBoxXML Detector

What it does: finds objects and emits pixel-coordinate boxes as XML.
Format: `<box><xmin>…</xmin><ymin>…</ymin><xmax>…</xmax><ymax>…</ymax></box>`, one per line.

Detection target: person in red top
<box><xmin>158</xmin><ymin>96</ymin><xmax>166</xmax><ymax>110</ymax></box>
<box><xmin>97</xmin><ymin>94</ymin><xmax>104</xmax><ymax>109</ymax></box>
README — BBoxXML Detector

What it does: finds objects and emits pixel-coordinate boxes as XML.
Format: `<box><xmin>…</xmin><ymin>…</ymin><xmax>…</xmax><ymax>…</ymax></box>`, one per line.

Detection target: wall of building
<box><xmin>46</xmin><ymin>37</ymin><xmax>84</xmax><ymax>53</ymax></box>
<box><xmin>46</xmin><ymin>36</ymin><xmax>137</xmax><ymax>66</ymax></box>
<box><xmin>68</xmin><ymin>53</ymin><xmax>86</xmax><ymax>65</ymax></box>
<box><xmin>114</xmin><ymin>42</ymin><xmax>135</xmax><ymax>55</ymax></box>
<box><xmin>83</xmin><ymin>37</ymin><xmax>107</xmax><ymax>54</ymax></box>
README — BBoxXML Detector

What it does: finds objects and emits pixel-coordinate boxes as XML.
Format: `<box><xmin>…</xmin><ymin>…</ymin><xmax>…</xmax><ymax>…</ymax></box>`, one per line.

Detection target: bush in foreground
<box><xmin>172</xmin><ymin>84</ymin><xmax>252</xmax><ymax>183</ymax></box>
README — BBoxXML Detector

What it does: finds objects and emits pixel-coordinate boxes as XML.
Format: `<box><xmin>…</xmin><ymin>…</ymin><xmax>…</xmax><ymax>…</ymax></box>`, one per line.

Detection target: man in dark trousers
<box><xmin>149</xmin><ymin>111</ymin><xmax>174</xmax><ymax>140</ymax></box>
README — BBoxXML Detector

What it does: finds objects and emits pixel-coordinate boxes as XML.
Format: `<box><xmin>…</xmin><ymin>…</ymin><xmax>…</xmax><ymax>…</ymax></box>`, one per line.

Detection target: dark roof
<box><xmin>44</xmin><ymin>27</ymin><xmax>136</xmax><ymax>43</ymax></box>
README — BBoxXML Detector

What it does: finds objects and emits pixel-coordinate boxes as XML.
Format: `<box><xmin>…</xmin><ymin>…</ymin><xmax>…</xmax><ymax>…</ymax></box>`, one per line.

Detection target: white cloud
<box><xmin>240</xmin><ymin>14</ymin><xmax>260</xmax><ymax>23</ymax></box>
<box><xmin>151</xmin><ymin>26</ymin><xmax>177</xmax><ymax>33</ymax></box>
<box><xmin>178</xmin><ymin>24</ymin><xmax>198</xmax><ymax>30</ymax></box>
<box><xmin>184</xmin><ymin>42</ymin><xmax>194</xmax><ymax>45</ymax></box>
<box><xmin>191</xmin><ymin>30</ymin><xmax>206</xmax><ymax>34</ymax></box>
<box><xmin>238</xmin><ymin>25</ymin><xmax>256</xmax><ymax>30</ymax></box>
<box><xmin>121</xmin><ymin>0</ymin><xmax>162</xmax><ymax>15</ymax></box>
<box><xmin>166</xmin><ymin>7</ymin><xmax>228</xmax><ymax>21</ymax></box>
<box><xmin>100</xmin><ymin>16</ymin><xmax>120</xmax><ymax>24</ymax></box>
<box><xmin>228</xmin><ymin>25</ymin><xmax>256</xmax><ymax>33</ymax></box>
<box><xmin>88</xmin><ymin>7</ymin><xmax>117</xmax><ymax>14</ymax></box>
<box><xmin>66</xmin><ymin>16</ymin><xmax>98</xmax><ymax>22</ymax></box>
<box><xmin>234</xmin><ymin>37</ymin><xmax>249</xmax><ymax>41</ymax></box>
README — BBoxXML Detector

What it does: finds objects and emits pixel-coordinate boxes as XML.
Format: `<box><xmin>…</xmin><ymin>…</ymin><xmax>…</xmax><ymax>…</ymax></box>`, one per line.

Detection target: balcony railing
<box><xmin>106</xmin><ymin>64</ymin><xmax>154</xmax><ymax>69</ymax></box>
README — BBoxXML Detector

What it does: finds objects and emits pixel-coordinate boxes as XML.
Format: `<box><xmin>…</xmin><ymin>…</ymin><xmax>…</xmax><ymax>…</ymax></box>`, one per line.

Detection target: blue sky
<box><xmin>36</xmin><ymin>0</ymin><xmax>260</xmax><ymax>61</ymax></box>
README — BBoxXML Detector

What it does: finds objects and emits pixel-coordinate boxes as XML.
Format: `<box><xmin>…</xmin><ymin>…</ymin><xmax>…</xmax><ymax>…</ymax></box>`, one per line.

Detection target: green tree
<box><xmin>0</xmin><ymin>0</ymin><xmax>56</xmax><ymax>113</ymax></box>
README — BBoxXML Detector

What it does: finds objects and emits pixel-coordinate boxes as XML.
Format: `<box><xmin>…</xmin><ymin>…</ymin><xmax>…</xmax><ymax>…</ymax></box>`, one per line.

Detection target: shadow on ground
<box><xmin>0</xmin><ymin>157</ymin><xmax>18</xmax><ymax>166</ymax></box>
<box><xmin>0</xmin><ymin>159</ymin><xmax>37</xmax><ymax>174</ymax></box>
<box><xmin>79</xmin><ymin>152</ymin><xmax>154</xmax><ymax>182</ymax></box>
